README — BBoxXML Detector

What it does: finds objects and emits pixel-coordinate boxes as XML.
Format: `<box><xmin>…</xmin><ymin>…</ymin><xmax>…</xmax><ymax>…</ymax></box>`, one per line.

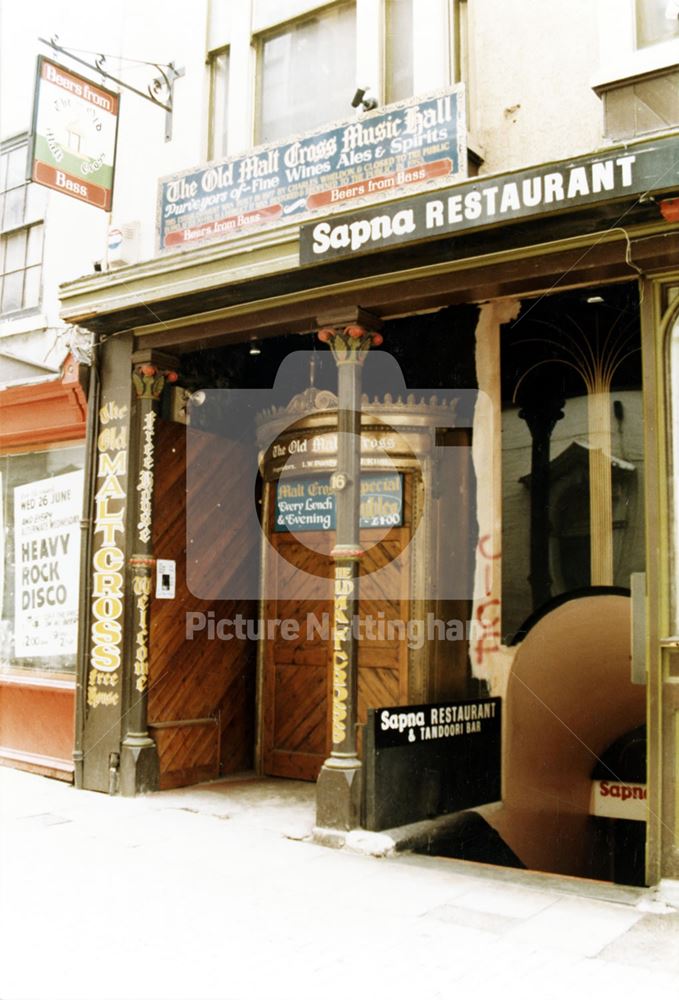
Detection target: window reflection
<box><xmin>501</xmin><ymin>284</ymin><xmax>644</xmax><ymax>638</ymax></box>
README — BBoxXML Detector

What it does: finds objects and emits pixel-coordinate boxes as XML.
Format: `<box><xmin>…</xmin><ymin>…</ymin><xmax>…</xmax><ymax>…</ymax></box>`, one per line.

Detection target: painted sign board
<box><xmin>157</xmin><ymin>86</ymin><xmax>466</xmax><ymax>250</ymax></box>
<box><xmin>274</xmin><ymin>473</ymin><xmax>403</xmax><ymax>532</ymax></box>
<box><xmin>29</xmin><ymin>56</ymin><xmax>119</xmax><ymax>211</ymax></box>
<box><xmin>590</xmin><ymin>780</ymin><xmax>647</xmax><ymax>822</ymax></box>
<box><xmin>364</xmin><ymin>697</ymin><xmax>502</xmax><ymax>830</ymax></box>
<box><xmin>13</xmin><ymin>469</ymin><xmax>83</xmax><ymax>657</ymax></box>
<box><xmin>300</xmin><ymin>134</ymin><xmax>679</xmax><ymax>263</ymax></box>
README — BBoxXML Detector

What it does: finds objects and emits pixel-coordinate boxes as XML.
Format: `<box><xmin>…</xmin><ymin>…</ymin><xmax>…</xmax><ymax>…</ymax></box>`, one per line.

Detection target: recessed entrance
<box><xmin>144</xmin><ymin>285</ymin><xmax>648</xmax><ymax>886</ymax></box>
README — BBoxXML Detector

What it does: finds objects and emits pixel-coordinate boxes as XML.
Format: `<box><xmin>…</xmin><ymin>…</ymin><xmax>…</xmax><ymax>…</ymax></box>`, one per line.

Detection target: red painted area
<box><xmin>659</xmin><ymin>198</ymin><xmax>679</xmax><ymax>223</ymax></box>
<box><xmin>32</xmin><ymin>161</ymin><xmax>111</xmax><ymax>211</ymax></box>
<box><xmin>306</xmin><ymin>159</ymin><xmax>452</xmax><ymax>210</ymax></box>
<box><xmin>0</xmin><ymin>360</ymin><xmax>85</xmax><ymax>779</ymax></box>
<box><xmin>164</xmin><ymin>204</ymin><xmax>283</xmax><ymax>247</ymax></box>
<box><xmin>0</xmin><ymin>372</ymin><xmax>86</xmax><ymax>449</ymax></box>
<box><xmin>41</xmin><ymin>58</ymin><xmax>119</xmax><ymax>114</ymax></box>
<box><xmin>0</xmin><ymin>680</ymin><xmax>75</xmax><ymax>777</ymax></box>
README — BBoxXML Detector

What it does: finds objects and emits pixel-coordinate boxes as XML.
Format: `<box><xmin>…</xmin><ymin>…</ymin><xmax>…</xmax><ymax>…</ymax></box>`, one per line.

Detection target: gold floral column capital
<box><xmin>317</xmin><ymin>323</ymin><xmax>383</xmax><ymax>364</ymax></box>
<box><xmin>132</xmin><ymin>363</ymin><xmax>180</xmax><ymax>400</ymax></box>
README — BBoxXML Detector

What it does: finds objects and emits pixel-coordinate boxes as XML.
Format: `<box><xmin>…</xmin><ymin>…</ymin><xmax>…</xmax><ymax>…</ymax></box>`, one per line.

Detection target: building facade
<box><xmin>4</xmin><ymin>0</ymin><xmax>678</xmax><ymax>891</ymax></box>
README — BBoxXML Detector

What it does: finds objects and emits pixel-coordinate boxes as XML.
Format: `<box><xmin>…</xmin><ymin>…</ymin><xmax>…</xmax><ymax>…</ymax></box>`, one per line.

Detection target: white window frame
<box><xmin>253</xmin><ymin>2</ymin><xmax>358</xmax><ymax>145</ymax></box>
<box><xmin>207</xmin><ymin>46</ymin><xmax>230</xmax><ymax>161</ymax></box>
<box><xmin>594</xmin><ymin>0</ymin><xmax>679</xmax><ymax>91</ymax></box>
<box><xmin>0</xmin><ymin>137</ymin><xmax>45</xmax><ymax>318</ymax></box>
<box><xmin>206</xmin><ymin>0</ymin><xmax>462</xmax><ymax>156</ymax></box>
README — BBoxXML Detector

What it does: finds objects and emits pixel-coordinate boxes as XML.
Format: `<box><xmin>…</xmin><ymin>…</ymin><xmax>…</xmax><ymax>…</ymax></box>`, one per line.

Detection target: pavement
<box><xmin>1</xmin><ymin>766</ymin><xmax>678</xmax><ymax>1000</ymax></box>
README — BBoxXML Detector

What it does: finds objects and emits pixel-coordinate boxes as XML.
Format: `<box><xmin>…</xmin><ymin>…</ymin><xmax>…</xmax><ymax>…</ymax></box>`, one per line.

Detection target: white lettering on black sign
<box><xmin>300</xmin><ymin>136</ymin><xmax>679</xmax><ymax>263</ymax></box>
<box><xmin>375</xmin><ymin>698</ymin><xmax>501</xmax><ymax>748</ymax></box>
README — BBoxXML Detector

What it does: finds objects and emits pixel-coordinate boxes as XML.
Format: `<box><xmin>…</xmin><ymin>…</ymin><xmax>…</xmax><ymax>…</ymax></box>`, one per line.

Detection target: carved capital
<box><xmin>132</xmin><ymin>363</ymin><xmax>179</xmax><ymax>400</ymax></box>
<box><xmin>317</xmin><ymin>324</ymin><xmax>383</xmax><ymax>364</ymax></box>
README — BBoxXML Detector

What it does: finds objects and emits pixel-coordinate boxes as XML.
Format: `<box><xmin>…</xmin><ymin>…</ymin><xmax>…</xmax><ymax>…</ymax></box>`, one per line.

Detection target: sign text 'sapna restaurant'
<box><xmin>300</xmin><ymin>135</ymin><xmax>679</xmax><ymax>263</ymax></box>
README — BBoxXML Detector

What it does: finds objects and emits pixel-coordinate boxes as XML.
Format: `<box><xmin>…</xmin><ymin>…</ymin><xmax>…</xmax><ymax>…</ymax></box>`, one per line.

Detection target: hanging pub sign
<box><xmin>13</xmin><ymin>469</ymin><xmax>84</xmax><ymax>658</ymax></box>
<box><xmin>157</xmin><ymin>86</ymin><xmax>466</xmax><ymax>250</ymax></box>
<box><xmin>29</xmin><ymin>56</ymin><xmax>119</xmax><ymax>211</ymax></box>
<box><xmin>274</xmin><ymin>473</ymin><xmax>403</xmax><ymax>532</ymax></box>
<box><xmin>300</xmin><ymin>133</ymin><xmax>679</xmax><ymax>263</ymax></box>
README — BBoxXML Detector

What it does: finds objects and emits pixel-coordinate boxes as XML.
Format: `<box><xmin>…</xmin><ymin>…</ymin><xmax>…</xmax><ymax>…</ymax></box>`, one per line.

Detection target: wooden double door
<box><xmin>261</xmin><ymin>510</ymin><xmax>411</xmax><ymax>781</ymax></box>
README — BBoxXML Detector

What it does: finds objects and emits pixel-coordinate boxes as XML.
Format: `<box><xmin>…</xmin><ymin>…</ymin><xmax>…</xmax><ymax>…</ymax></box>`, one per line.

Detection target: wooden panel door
<box><xmin>148</xmin><ymin>419</ymin><xmax>257</xmax><ymax>789</ymax></box>
<box><xmin>262</xmin><ymin>531</ymin><xmax>333</xmax><ymax>780</ymax></box>
<box><xmin>261</xmin><ymin>478</ymin><xmax>412</xmax><ymax>780</ymax></box>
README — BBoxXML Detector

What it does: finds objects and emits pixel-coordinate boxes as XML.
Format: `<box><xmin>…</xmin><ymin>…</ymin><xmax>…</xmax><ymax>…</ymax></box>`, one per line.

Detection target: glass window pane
<box><xmin>26</xmin><ymin>224</ymin><xmax>44</xmax><ymax>266</ymax></box>
<box><xmin>3</xmin><ymin>186</ymin><xmax>25</xmax><ymax>230</ymax></box>
<box><xmin>0</xmin><ymin>152</ymin><xmax>7</xmax><ymax>192</ymax></box>
<box><xmin>4</xmin><ymin>230</ymin><xmax>26</xmax><ymax>272</ymax></box>
<box><xmin>671</xmin><ymin>312</ymin><xmax>679</xmax><ymax>628</ymax></box>
<box><xmin>385</xmin><ymin>0</ymin><xmax>414</xmax><ymax>104</ymax></box>
<box><xmin>636</xmin><ymin>0</ymin><xmax>679</xmax><ymax>47</ymax></box>
<box><xmin>2</xmin><ymin>270</ymin><xmax>23</xmax><ymax>311</ymax></box>
<box><xmin>25</xmin><ymin>183</ymin><xmax>47</xmax><ymax>222</ymax></box>
<box><xmin>501</xmin><ymin>285</ymin><xmax>644</xmax><ymax>636</ymax></box>
<box><xmin>22</xmin><ymin>264</ymin><xmax>41</xmax><ymax>309</ymax></box>
<box><xmin>258</xmin><ymin>3</ymin><xmax>356</xmax><ymax>143</ymax></box>
<box><xmin>209</xmin><ymin>48</ymin><xmax>229</xmax><ymax>160</ymax></box>
<box><xmin>5</xmin><ymin>146</ymin><xmax>27</xmax><ymax>189</ymax></box>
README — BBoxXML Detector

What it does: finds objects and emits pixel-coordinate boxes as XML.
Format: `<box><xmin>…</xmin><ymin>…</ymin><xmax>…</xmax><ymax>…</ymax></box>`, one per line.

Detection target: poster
<box><xmin>14</xmin><ymin>469</ymin><xmax>84</xmax><ymax>657</ymax></box>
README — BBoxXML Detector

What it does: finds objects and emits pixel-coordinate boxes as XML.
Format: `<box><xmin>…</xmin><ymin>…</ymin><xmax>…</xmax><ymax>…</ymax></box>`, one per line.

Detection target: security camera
<box><xmin>351</xmin><ymin>86</ymin><xmax>378</xmax><ymax>112</ymax></box>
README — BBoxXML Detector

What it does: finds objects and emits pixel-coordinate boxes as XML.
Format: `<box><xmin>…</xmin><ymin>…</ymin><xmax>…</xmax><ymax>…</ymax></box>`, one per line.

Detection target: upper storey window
<box><xmin>256</xmin><ymin>3</ymin><xmax>357</xmax><ymax>144</ymax></box>
<box><xmin>208</xmin><ymin>47</ymin><xmax>230</xmax><ymax>160</ymax></box>
<box><xmin>385</xmin><ymin>0</ymin><xmax>414</xmax><ymax>104</ymax></box>
<box><xmin>0</xmin><ymin>139</ymin><xmax>46</xmax><ymax>316</ymax></box>
<box><xmin>206</xmin><ymin>0</ymin><xmax>462</xmax><ymax>156</ymax></box>
<box><xmin>635</xmin><ymin>0</ymin><xmax>679</xmax><ymax>48</ymax></box>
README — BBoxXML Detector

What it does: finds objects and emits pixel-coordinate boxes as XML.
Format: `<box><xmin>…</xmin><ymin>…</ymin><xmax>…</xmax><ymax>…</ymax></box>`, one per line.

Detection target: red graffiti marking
<box><xmin>478</xmin><ymin>534</ymin><xmax>501</xmax><ymax>560</ymax></box>
<box><xmin>478</xmin><ymin>534</ymin><xmax>501</xmax><ymax>596</ymax></box>
<box><xmin>474</xmin><ymin>598</ymin><xmax>501</xmax><ymax>665</ymax></box>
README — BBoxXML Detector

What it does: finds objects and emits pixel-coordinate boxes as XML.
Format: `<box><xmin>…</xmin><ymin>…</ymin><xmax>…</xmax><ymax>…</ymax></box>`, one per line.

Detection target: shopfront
<box><xmin>59</xmin><ymin>128</ymin><xmax>679</xmax><ymax>887</ymax></box>
<box><xmin>0</xmin><ymin>356</ymin><xmax>87</xmax><ymax>778</ymax></box>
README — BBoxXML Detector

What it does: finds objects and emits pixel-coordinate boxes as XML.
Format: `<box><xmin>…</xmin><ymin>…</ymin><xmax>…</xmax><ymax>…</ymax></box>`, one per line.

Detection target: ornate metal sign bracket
<box><xmin>39</xmin><ymin>35</ymin><xmax>184</xmax><ymax>141</ymax></box>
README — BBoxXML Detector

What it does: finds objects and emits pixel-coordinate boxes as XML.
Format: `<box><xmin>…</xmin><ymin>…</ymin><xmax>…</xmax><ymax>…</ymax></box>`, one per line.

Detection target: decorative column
<box><xmin>587</xmin><ymin>383</ymin><xmax>614</xmax><ymax>585</ymax></box>
<box><xmin>519</xmin><ymin>393</ymin><xmax>564</xmax><ymax>611</ymax></box>
<box><xmin>119</xmin><ymin>350</ymin><xmax>178</xmax><ymax>796</ymax></box>
<box><xmin>314</xmin><ymin>310</ymin><xmax>383</xmax><ymax>834</ymax></box>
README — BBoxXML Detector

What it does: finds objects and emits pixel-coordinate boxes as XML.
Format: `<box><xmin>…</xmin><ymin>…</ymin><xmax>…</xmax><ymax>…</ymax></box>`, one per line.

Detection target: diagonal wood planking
<box><xmin>262</xmin><ymin>481</ymin><xmax>411</xmax><ymax>780</ymax></box>
<box><xmin>148</xmin><ymin>419</ymin><xmax>257</xmax><ymax>789</ymax></box>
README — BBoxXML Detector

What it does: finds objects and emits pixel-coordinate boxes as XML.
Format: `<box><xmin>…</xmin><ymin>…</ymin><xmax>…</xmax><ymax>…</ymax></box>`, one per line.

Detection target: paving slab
<box><xmin>2</xmin><ymin>765</ymin><xmax>679</xmax><ymax>1000</ymax></box>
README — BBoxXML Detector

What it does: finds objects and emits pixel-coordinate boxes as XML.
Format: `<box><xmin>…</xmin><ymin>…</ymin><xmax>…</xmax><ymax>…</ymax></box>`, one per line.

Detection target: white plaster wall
<box><xmin>469</xmin><ymin>0</ymin><xmax>606</xmax><ymax>174</ymax></box>
<box><xmin>0</xmin><ymin>1</ymin><xmax>209</xmax><ymax>363</ymax></box>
